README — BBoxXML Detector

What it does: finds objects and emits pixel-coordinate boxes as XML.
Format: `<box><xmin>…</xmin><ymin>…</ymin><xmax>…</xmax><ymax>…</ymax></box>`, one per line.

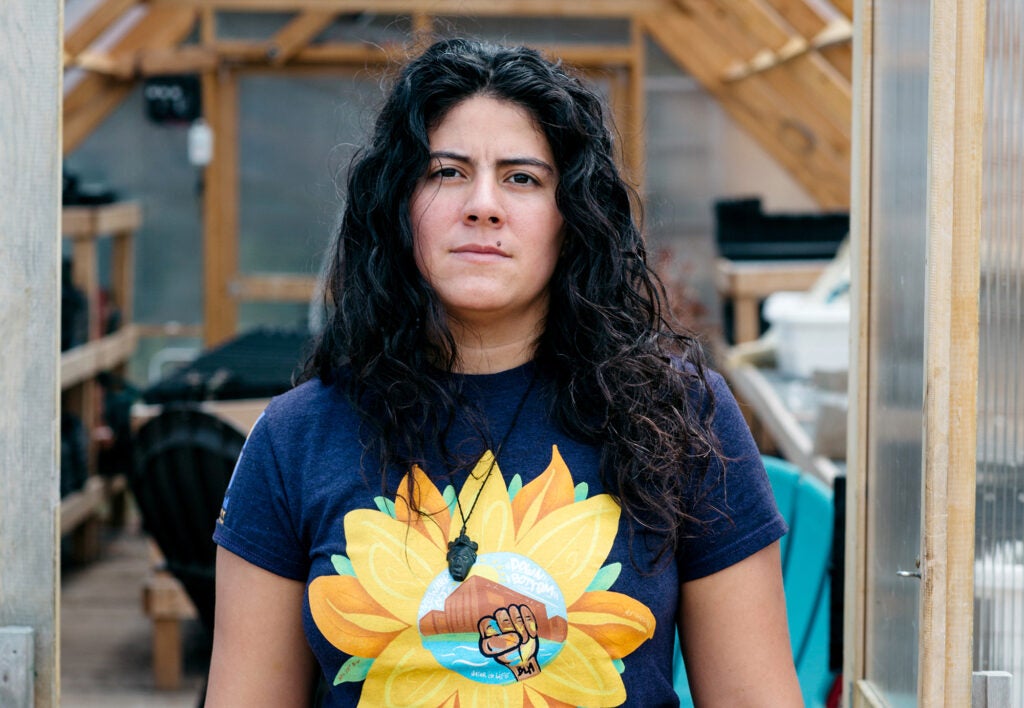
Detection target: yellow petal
<box><xmin>454</xmin><ymin>452</ymin><xmax>515</xmax><ymax>554</ymax></box>
<box><xmin>346</xmin><ymin>509</ymin><xmax>444</xmax><ymax>619</ymax></box>
<box><xmin>511</xmin><ymin>447</ymin><xmax>575</xmax><ymax>539</ymax></box>
<box><xmin>513</xmin><ymin>496</ymin><xmax>620</xmax><ymax>605</ymax></box>
<box><xmin>308</xmin><ymin>575</ymin><xmax>406</xmax><ymax>658</ymax></box>
<box><xmin>394</xmin><ymin>465</ymin><xmax>452</xmax><ymax>550</ymax></box>
<box><xmin>523</xmin><ymin>626</ymin><xmax>626</xmax><ymax>706</ymax></box>
<box><xmin>523</xmin><ymin>686</ymin><xmax>576</xmax><ymax>708</ymax></box>
<box><xmin>567</xmin><ymin>591</ymin><xmax>656</xmax><ymax>659</ymax></box>
<box><xmin>449</xmin><ymin>682</ymin><xmax>525</xmax><ymax>708</ymax></box>
<box><xmin>359</xmin><ymin>627</ymin><xmax>461</xmax><ymax>707</ymax></box>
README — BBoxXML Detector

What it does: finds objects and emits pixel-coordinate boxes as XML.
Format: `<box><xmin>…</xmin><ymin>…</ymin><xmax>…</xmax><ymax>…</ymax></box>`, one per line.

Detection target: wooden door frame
<box><xmin>0</xmin><ymin>1</ymin><xmax>62</xmax><ymax>705</ymax></box>
<box><xmin>200</xmin><ymin>17</ymin><xmax>647</xmax><ymax>346</ymax></box>
<box><xmin>846</xmin><ymin>0</ymin><xmax>987</xmax><ymax>704</ymax></box>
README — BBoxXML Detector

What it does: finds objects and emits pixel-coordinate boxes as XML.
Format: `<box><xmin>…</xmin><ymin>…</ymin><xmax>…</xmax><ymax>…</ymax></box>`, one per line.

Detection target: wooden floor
<box><xmin>60</xmin><ymin>519</ymin><xmax>210</xmax><ymax>708</ymax></box>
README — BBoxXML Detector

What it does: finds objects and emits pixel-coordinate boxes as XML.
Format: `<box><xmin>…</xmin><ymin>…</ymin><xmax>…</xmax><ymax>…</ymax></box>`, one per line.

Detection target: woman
<box><xmin>207</xmin><ymin>38</ymin><xmax>801</xmax><ymax>707</ymax></box>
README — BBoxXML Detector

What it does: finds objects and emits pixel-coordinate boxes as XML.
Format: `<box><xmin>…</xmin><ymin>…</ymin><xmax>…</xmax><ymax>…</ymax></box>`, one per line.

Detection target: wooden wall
<box><xmin>0</xmin><ymin>2</ymin><xmax>62</xmax><ymax>705</ymax></box>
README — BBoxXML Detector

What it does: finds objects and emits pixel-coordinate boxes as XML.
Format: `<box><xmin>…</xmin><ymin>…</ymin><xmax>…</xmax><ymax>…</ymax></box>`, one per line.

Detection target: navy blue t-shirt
<box><xmin>214</xmin><ymin>363</ymin><xmax>786</xmax><ymax>707</ymax></box>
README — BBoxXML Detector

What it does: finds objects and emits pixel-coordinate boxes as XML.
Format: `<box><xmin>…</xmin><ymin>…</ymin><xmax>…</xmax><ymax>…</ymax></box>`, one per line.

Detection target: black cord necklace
<box><xmin>447</xmin><ymin>369</ymin><xmax>537</xmax><ymax>582</ymax></box>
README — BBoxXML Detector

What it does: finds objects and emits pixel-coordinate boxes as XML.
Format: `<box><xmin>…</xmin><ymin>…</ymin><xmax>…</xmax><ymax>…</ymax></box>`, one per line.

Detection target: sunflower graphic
<box><xmin>309</xmin><ymin>446</ymin><xmax>656</xmax><ymax>707</ymax></box>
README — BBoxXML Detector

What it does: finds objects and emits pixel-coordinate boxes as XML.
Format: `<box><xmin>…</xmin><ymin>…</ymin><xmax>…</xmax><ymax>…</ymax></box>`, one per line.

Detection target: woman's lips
<box><xmin>451</xmin><ymin>244</ymin><xmax>510</xmax><ymax>257</ymax></box>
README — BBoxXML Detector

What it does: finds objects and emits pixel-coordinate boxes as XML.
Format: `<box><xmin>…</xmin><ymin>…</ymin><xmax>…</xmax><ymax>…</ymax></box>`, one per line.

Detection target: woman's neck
<box><xmin>447</xmin><ymin>318</ymin><xmax>542</xmax><ymax>374</ymax></box>
<box><xmin>454</xmin><ymin>337</ymin><xmax>537</xmax><ymax>374</ymax></box>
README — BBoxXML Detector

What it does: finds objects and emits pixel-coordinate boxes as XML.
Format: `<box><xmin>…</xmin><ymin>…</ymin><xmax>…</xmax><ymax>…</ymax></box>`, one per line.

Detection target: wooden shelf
<box><xmin>59</xmin><ymin>474</ymin><xmax>126</xmax><ymax>535</ymax></box>
<box><xmin>715</xmin><ymin>258</ymin><xmax>829</xmax><ymax>344</ymax></box>
<box><xmin>62</xmin><ymin>201</ymin><xmax>141</xmax><ymax>239</ymax></box>
<box><xmin>60</xmin><ymin>201</ymin><xmax>140</xmax><ymax>555</ymax></box>
<box><xmin>61</xmin><ymin>324</ymin><xmax>139</xmax><ymax>390</ymax></box>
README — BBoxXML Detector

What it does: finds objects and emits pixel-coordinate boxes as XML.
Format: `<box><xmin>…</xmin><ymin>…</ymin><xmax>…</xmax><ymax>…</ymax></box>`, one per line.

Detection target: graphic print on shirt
<box><xmin>308</xmin><ymin>446</ymin><xmax>656</xmax><ymax>707</ymax></box>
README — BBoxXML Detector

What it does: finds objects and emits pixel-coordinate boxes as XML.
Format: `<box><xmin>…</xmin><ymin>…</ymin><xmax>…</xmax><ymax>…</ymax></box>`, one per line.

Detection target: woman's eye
<box><xmin>431</xmin><ymin>166</ymin><xmax>459</xmax><ymax>179</ymax></box>
<box><xmin>509</xmin><ymin>173</ymin><xmax>537</xmax><ymax>185</ymax></box>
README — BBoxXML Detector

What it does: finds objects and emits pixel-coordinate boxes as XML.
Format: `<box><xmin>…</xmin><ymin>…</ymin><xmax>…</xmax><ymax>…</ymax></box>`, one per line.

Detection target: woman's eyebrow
<box><xmin>428</xmin><ymin>151</ymin><xmax>554</xmax><ymax>174</ymax></box>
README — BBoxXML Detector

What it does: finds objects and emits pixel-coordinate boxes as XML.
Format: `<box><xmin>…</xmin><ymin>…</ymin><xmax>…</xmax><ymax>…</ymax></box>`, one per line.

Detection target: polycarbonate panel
<box><xmin>975</xmin><ymin>2</ymin><xmax>1024</xmax><ymax>704</ymax></box>
<box><xmin>237</xmin><ymin>74</ymin><xmax>382</xmax><ymax>278</ymax></box>
<box><xmin>863</xmin><ymin>2</ymin><xmax>931</xmax><ymax>705</ymax></box>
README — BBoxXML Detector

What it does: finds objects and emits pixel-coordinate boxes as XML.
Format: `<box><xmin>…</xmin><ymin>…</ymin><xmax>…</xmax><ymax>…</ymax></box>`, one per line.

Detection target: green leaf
<box><xmin>331</xmin><ymin>554</ymin><xmax>355</xmax><ymax>576</ymax></box>
<box><xmin>508</xmin><ymin>474</ymin><xmax>523</xmax><ymax>500</ymax></box>
<box><xmin>613</xmin><ymin>658</ymin><xmax>625</xmax><ymax>674</ymax></box>
<box><xmin>373</xmin><ymin>496</ymin><xmax>396</xmax><ymax>518</ymax></box>
<box><xmin>334</xmin><ymin>656</ymin><xmax>373</xmax><ymax>685</ymax></box>
<box><xmin>574</xmin><ymin>482</ymin><xmax>589</xmax><ymax>502</ymax></box>
<box><xmin>585</xmin><ymin>562</ymin><xmax>621</xmax><ymax>592</ymax></box>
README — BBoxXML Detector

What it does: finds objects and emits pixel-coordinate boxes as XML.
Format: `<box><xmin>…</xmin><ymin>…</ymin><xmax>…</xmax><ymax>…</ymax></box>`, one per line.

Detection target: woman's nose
<box><xmin>462</xmin><ymin>181</ymin><xmax>504</xmax><ymax>226</ymax></box>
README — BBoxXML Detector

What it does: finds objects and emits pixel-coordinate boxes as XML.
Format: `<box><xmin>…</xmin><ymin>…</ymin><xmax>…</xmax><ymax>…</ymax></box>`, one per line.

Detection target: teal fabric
<box><xmin>674</xmin><ymin>456</ymin><xmax>836</xmax><ymax>707</ymax></box>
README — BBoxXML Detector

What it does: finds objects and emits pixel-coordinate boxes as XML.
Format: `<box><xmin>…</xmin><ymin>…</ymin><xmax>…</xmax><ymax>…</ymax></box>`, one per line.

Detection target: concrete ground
<box><xmin>60</xmin><ymin>521</ymin><xmax>210</xmax><ymax>708</ymax></box>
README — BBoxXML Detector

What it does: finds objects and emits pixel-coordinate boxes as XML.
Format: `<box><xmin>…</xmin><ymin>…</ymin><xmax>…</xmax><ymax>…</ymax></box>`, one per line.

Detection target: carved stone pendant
<box><xmin>447</xmin><ymin>532</ymin><xmax>479</xmax><ymax>582</ymax></box>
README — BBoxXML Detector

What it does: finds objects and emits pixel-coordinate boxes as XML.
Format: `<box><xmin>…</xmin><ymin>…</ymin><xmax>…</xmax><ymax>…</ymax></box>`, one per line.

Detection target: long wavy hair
<box><xmin>303</xmin><ymin>37</ymin><xmax>719</xmax><ymax>560</ymax></box>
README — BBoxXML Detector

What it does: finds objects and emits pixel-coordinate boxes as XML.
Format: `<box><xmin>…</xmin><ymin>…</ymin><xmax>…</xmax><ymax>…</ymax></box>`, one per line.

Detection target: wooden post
<box><xmin>202</xmin><ymin>6</ymin><xmax>240</xmax><ymax>347</ymax></box>
<box><xmin>0</xmin><ymin>1</ymin><xmax>62</xmax><ymax>706</ymax></box>
<box><xmin>918</xmin><ymin>0</ymin><xmax>987</xmax><ymax>704</ymax></box>
<box><xmin>845</xmin><ymin>0</ymin><xmax>872</xmax><ymax>705</ymax></box>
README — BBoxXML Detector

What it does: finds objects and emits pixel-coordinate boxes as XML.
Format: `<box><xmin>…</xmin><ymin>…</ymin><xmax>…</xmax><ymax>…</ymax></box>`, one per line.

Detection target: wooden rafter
<box><xmin>151</xmin><ymin>0</ymin><xmax>667</xmax><ymax>16</ymax></box>
<box><xmin>759</xmin><ymin>0</ymin><xmax>852</xmax><ymax>80</ymax></box>
<box><xmin>266</xmin><ymin>11</ymin><xmax>337</xmax><ymax>65</ymax></box>
<box><xmin>762</xmin><ymin>0</ymin><xmax>826</xmax><ymax>36</ymax></box>
<box><xmin>831</xmin><ymin>0</ymin><xmax>853</xmax><ymax>20</ymax></box>
<box><xmin>64</xmin><ymin>0</ymin><xmax>139</xmax><ymax>58</ymax></box>
<box><xmin>683</xmin><ymin>0</ymin><xmax>850</xmax><ymax>144</ymax></box>
<box><xmin>64</xmin><ymin>5</ymin><xmax>198</xmax><ymax>154</ymax></box>
<box><xmin>642</xmin><ymin>9</ymin><xmax>849</xmax><ymax>207</ymax></box>
<box><xmin>682</xmin><ymin>0</ymin><xmax>851</xmax><ymax>156</ymax></box>
<box><xmin>70</xmin><ymin>45</ymin><xmax>218</xmax><ymax>78</ymax></box>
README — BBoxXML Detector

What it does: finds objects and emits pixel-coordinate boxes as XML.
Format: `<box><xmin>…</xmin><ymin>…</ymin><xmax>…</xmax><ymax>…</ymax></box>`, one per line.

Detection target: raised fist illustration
<box><xmin>478</xmin><ymin>604</ymin><xmax>541</xmax><ymax>681</ymax></box>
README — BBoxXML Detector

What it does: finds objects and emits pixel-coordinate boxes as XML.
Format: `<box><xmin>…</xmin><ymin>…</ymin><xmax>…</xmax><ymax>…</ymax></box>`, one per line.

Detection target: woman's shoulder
<box><xmin>666</xmin><ymin>355</ymin><xmax>730</xmax><ymax>402</ymax></box>
<box><xmin>259</xmin><ymin>374</ymin><xmax>357</xmax><ymax>431</ymax></box>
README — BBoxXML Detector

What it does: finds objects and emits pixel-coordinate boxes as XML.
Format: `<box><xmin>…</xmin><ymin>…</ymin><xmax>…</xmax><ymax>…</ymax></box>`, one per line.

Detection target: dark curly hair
<box><xmin>303</xmin><ymin>37</ymin><xmax>719</xmax><ymax>560</ymax></box>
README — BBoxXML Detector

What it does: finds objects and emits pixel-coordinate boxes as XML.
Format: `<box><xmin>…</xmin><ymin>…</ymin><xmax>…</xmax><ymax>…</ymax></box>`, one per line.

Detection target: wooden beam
<box><xmin>720</xmin><ymin>0</ymin><xmax>794</xmax><ymax>51</ymax></box>
<box><xmin>1</xmin><ymin>2</ymin><xmax>61</xmax><ymax>703</ymax></box>
<box><xmin>762</xmin><ymin>0</ymin><xmax>827</xmax><ymax>37</ymax></box>
<box><xmin>233</xmin><ymin>274</ymin><xmax>318</xmax><ymax>302</ymax></box>
<box><xmin>832</xmin><ymin>0</ymin><xmax>853</xmax><ymax>21</ymax></box>
<box><xmin>72</xmin><ymin>46</ymin><xmax>217</xmax><ymax>77</ymax></box>
<box><xmin>203</xmin><ymin>69</ymin><xmax>240</xmax><ymax>346</ymax></box>
<box><xmin>761</xmin><ymin>0</ymin><xmax>856</xmax><ymax>80</ymax></box>
<box><xmin>139</xmin><ymin>45</ymin><xmax>219</xmax><ymax>75</ymax></box>
<box><xmin>217</xmin><ymin>38</ymin><xmax>398</xmax><ymax>65</ymax></box>
<box><xmin>843</xmin><ymin>0</ymin><xmax>871</xmax><ymax>697</ymax></box>
<box><xmin>70</xmin><ymin>50</ymin><xmax>134</xmax><ymax>79</ymax></box>
<box><xmin>692</xmin><ymin>0</ymin><xmax>852</xmax><ymax>138</ymax></box>
<box><xmin>820</xmin><ymin>41</ymin><xmax>853</xmax><ymax>82</ymax></box>
<box><xmin>411</xmin><ymin>12</ymin><xmax>434</xmax><ymax>51</ymax></box>
<box><xmin>211</xmin><ymin>39</ymin><xmax>635</xmax><ymax>69</ymax></box>
<box><xmin>64</xmin><ymin>0</ymin><xmax>138</xmax><ymax>57</ymax></box>
<box><xmin>626</xmin><ymin>19</ymin><xmax>646</xmax><ymax>190</ymax></box>
<box><xmin>154</xmin><ymin>0</ymin><xmax>668</xmax><ymax>17</ymax></box>
<box><xmin>722</xmin><ymin>16</ymin><xmax>852</xmax><ymax>82</ymax></box>
<box><xmin>647</xmin><ymin>7</ymin><xmax>848</xmax><ymax>207</ymax></box>
<box><xmin>63</xmin><ymin>5</ymin><xmax>198</xmax><ymax>154</ymax></box>
<box><xmin>645</xmin><ymin>13</ymin><xmax>848</xmax><ymax>207</ymax></box>
<box><xmin>266</xmin><ymin>11</ymin><xmax>337</xmax><ymax>65</ymax></box>
<box><xmin>917</xmin><ymin>0</ymin><xmax>986</xmax><ymax>703</ymax></box>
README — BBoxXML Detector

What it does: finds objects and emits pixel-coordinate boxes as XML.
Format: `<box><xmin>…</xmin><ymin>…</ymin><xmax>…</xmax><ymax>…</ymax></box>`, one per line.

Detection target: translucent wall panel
<box><xmin>237</xmin><ymin>74</ymin><xmax>381</xmax><ymax>280</ymax></box>
<box><xmin>864</xmin><ymin>2</ymin><xmax>931</xmax><ymax>705</ymax></box>
<box><xmin>976</xmin><ymin>2</ymin><xmax>1024</xmax><ymax>704</ymax></box>
<box><xmin>66</xmin><ymin>87</ymin><xmax>204</xmax><ymax>327</ymax></box>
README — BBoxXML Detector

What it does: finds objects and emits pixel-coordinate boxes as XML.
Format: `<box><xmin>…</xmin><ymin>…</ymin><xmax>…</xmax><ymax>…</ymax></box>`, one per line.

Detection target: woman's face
<box><xmin>410</xmin><ymin>95</ymin><xmax>564</xmax><ymax>332</ymax></box>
